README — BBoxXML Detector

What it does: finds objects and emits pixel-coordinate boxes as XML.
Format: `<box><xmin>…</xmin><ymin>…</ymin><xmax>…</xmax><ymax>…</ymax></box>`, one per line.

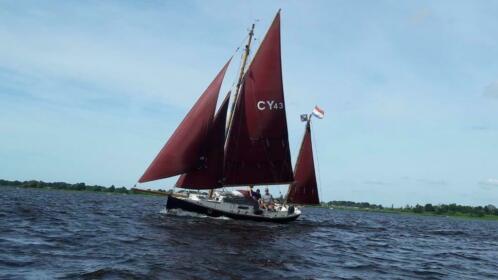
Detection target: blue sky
<box><xmin>1</xmin><ymin>1</ymin><xmax>497</xmax><ymax>206</ymax></box>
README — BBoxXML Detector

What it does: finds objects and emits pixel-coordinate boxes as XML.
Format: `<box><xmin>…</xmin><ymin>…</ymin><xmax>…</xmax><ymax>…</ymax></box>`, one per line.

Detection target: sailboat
<box><xmin>138</xmin><ymin>11</ymin><xmax>322</xmax><ymax>223</ymax></box>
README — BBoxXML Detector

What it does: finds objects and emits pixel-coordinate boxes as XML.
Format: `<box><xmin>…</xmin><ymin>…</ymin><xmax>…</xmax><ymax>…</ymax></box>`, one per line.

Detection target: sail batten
<box><xmin>139</xmin><ymin>60</ymin><xmax>231</xmax><ymax>183</ymax></box>
<box><xmin>223</xmin><ymin>12</ymin><xmax>294</xmax><ymax>186</ymax></box>
<box><xmin>286</xmin><ymin>122</ymin><xmax>320</xmax><ymax>205</ymax></box>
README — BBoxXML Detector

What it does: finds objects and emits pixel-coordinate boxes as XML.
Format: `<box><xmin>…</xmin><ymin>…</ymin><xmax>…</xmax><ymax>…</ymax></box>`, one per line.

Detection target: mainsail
<box><xmin>223</xmin><ymin>12</ymin><xmax>294</xmax><ymax>186</ymax></box>
<box><xmin>286</xmin><ymin>121</ymin><xmax>320</xmax><ymax>205</ymax></box>
<box><xmin>139</xmin><ymin>60</ymin><xmax>230</xmax><ymax>183</ymax></box>
<box><xmin>175</xmin><ymin>93</ymin><xmax>230</xmax><ymax>189</ymax></box>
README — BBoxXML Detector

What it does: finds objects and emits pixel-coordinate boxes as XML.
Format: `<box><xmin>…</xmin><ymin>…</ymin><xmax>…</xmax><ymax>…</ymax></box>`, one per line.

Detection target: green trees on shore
<box><xmin>325</xmin><ymin>201</ymin><xmax>498</xmax><ymax>217</ymax></box>
<box><xmin>0</xmin><ymin>179</ymin><xmax>132</xmax><ymax>194</ymax></box>
<box><xmin>326</xmin><ymin>200</ymin><xmax>384</xmax><ymax>210</ymax></box>
<box><xmin>2</xmin><ymin>179</ymin><xmax>497</xmax><ymax>218</ymax></box>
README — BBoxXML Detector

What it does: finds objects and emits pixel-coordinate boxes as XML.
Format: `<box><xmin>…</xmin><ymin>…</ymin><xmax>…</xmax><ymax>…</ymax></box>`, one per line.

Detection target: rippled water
<box><xmin>1</xmin><ymin>186</ymin><xmax>497</xmax><ymax>279</ymax></box>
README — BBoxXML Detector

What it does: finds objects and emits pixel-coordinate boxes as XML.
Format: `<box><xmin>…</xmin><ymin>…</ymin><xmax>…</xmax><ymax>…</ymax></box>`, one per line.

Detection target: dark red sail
<box><xmin>175</xmin><ymin>93</ymin><xmax>230</xmax><ymax>189</ymax></box>
<box><xmin>223</xmin><ymin>12</ymin><xmax>294</xmax><ymax>186</ymax></box>
<box><xmin>139</xmin><ymin>60</ymin><xmax>230</xmax><ymax>183</ymax></box>
<box><xmin>287</xmin><ymin>122</ymin><xmax>320</xmax><ymax>205</ymax></box>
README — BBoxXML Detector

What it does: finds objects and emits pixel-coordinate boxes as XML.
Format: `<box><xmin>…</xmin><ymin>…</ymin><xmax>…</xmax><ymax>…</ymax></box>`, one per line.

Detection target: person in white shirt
<box><xmin>261</xmin><ymin>188</ymin><xmax>274</xmax><ymax>210</ymax></box>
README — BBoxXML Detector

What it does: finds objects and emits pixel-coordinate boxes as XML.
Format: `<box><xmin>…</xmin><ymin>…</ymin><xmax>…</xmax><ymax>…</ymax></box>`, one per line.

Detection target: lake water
<box><xmin>1</xmin><ymin>186</ymin><xmax>497</xmax><ymax>279</ymax></box>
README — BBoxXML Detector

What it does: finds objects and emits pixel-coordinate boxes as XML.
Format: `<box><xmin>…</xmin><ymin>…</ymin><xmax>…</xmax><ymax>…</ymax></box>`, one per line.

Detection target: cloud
<box><xmin>479</xmin><ymin>178</ymin><xmax>498</xmax><ymax>186</ymax></box>
<box><xmin>415</xmin><ymin>178</ymin><xmax>448</xmax><ymax>186</ymax></box>
<box><xmin>483</xmin><ymin>81</ymin><xmax>498</xmax><ymax>98</ymax></box>
<box><xmin>363</xmin><ymin>179</ymin><xmax>390</xmax><ymax>186</ymax></box>
<box><xmin>401</xmin><ymin>177</ymin><xmax>448</xmax><ymax>186</ymax></box>
<box><xmin>0</xmin><ymin>2</ymin><xmax>239</xmax><ymax>111</ymax></box>
<box><xmin>410</xmin><ymin>8</ymin><xmax>432</xmax><ymax>25</ymax></box>
<box><xmin>469</xmin><ymin>125</ymin><xmax>491</xmax><ymax>131</ymax></box>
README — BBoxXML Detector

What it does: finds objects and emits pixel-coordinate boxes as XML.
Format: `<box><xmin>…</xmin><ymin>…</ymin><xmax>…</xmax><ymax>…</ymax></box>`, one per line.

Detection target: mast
<box><xmin>223</xmin><ymin>11</ymin><xmax>294</xmax><ymax>186</ymax></box>
<box><xmin>204</xmin><ymin>25</ymin><xmax>254</xmax><ymax>197</ymax></box>
<box><xmin>227</xmin><ymin>23</ymin><xmax>255</xmax><ymax>134</ymax></box>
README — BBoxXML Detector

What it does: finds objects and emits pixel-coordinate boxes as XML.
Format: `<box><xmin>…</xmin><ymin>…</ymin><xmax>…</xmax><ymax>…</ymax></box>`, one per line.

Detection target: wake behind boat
<box><xmin>137</xmin><ymin>11</ymin><xmax>324</xmax><ymax>223</ymax></box>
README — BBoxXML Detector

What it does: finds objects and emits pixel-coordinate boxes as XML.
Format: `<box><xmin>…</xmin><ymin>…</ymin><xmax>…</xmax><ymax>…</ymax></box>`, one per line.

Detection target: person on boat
<box><xmin>255</xmin><ymin>189</ymin><xmax>262</xmax><ymax>200</ymax></box>
<box><xmin>261</xmin><ymin>188</ymin><xmax>275</xmax><ymax>211</ymax></box>
<box><xmin>249</xmin><ymin>185</ymin><xmax>258</xmax><ymax>200</ymax></box>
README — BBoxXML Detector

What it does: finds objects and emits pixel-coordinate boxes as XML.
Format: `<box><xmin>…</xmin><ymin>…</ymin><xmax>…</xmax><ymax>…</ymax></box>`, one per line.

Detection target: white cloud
<box><xmin>363</xmin><ymin>179</ymin><xmax>391</xmax><ymax>186</ymax></box>
<box><xmin>483</xmin><ymin>81</ymin><xmax>498</xmax><ymax>98</ymax></box>
<box><xmin>410</xmin><ymin>8</ymin><xmax>433</xmax><ymax>25</ymax></box>
<box><xmin>0</xmin><ymin>2</ymin><xmax>239</xmax><ymax>110</ymax></box>
<box><xmin>415</xmin><ymin>178</ymin><xmax>448</xmax><ymax>186</ymax></box>
<box><xmin>479</xmin><ymin>178</ymin><xmax>498</xmax><ymax>186</ymax></box>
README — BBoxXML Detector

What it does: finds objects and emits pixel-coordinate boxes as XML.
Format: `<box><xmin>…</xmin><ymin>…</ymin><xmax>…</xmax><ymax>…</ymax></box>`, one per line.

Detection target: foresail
<box><xmin>139</xmin><ymin>60</ymin><xmax>230</xmax><ymax>183</ymax></box>
<box><xmin>224</xmin><ymin>11</ymin><xmax>294</xmax><ymax>186</ymax></box>
<box><xmin>287</xmin><ymin>122</ymin><xmax>320</xmax><ymax>205</ymax></box>
<box><xmin>175</xmin><ymin>93</ymin><xmax>230</xmax><ymax>189</ymax></box>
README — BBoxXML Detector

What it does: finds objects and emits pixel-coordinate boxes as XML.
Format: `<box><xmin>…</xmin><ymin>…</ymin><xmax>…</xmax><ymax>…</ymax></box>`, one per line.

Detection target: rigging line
<box><xmin>233</xmin><ymin>31</ymin><xmax>250</xmax><ymax>55</ymax></box>
<box><xmin>226</xmin><ymin>25</ymin><xmax>256</xmax><ymax>115</ymax></box>
<box><xmin>232</xmin><ymin>50</ymin><xmax>244</xmax><ymax>88</ymax></box>
<box><xmin>310</xmin><ymin>119</ymin><xmax>324</xmax><ymax>203</ymax></box>
<box><xmin>227</xmin><ymin>29</ymin><xmax>252</xmax><ymax>89</ymax></box>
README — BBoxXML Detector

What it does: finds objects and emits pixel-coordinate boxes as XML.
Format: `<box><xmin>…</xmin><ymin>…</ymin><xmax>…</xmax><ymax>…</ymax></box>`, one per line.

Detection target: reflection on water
<box><xmin>1</xmin><ymin>186</ymin><xmax>497</xmax><ymax>279</ymax></box>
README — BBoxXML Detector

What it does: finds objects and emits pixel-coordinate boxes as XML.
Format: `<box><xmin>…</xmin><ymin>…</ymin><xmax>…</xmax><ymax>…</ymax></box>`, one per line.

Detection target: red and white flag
<box><xmin>312</xmin><ymin>106</ymin><xmax>325</xmax><ymax>119</ymax></box>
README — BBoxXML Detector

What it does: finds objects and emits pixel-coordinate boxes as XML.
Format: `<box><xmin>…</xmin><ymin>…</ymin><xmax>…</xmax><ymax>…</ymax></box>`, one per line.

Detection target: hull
<box><xmin>166</xmin><ymin>195</ymin><xmax>300</xmax><ymax>223</ymax></box>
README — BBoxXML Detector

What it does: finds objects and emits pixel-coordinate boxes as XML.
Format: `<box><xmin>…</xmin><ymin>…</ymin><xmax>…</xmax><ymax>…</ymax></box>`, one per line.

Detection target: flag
<box><xmin>312</xmin><ymin>106</ymin><xmax>324</xmax><ymax>119</ymax></box>
<box><xmin>300</xmin><ymin>114</ymin><xmax>309</xmax><ymax>122</ymax></box>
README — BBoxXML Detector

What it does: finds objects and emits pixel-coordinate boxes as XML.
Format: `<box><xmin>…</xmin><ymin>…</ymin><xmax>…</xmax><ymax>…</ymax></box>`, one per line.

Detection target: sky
<box><xmin>1</xmin><ymin>0</ymin><xmax>497</xmax><ymax>207</ymax></box>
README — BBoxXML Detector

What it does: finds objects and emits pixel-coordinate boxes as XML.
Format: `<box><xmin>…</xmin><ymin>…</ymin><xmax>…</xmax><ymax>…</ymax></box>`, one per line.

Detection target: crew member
<box><xmin>262</xmin><ymin>188</ymin><xmax>274</xmax><ymax>210</ymax></box>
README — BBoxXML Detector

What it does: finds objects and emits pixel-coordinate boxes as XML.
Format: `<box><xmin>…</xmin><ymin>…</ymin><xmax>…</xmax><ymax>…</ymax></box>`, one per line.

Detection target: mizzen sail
<box><xmin>139</xmin><ymin>60</ymin><xmax>230</xmax><ymax>183</ymax></box>
<box><xmin>287</xmin><ymin>122</ymin><xmax>320</xmax><ymax>205</ymax></box>
<box><xmin>223</xmin><ymin>12</ymin><xmax>294</xmax><ymax>186</ymax></box>
<box><xmin>175</xmin><ymin>93</ymin><xmax>230</xmax><ymax>189</ymax></box>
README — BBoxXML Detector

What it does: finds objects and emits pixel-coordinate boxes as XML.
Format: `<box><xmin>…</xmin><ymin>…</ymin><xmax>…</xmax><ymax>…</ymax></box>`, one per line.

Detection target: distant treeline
<box><xmin>327</xmin><ymin>201</ymin><xmax>384</xmax><ymax>209</ymax></box>
<box><xmin>2</xmin><ymin>179</ymin><xmax>497</xmax><ymax>218</ymax></box>
<box><xmin>0</xmin><ymin>179</ymin><xmax>168</xmax><ymax>195</ymax></box>
<box><xmin>325</xmin><ymin>201</ymin><xmax>498</xmax><ymax>217</ymax></box>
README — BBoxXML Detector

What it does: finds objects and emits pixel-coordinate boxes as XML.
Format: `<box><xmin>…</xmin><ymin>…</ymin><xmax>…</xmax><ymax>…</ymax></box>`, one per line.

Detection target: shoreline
<box><xmin>2</xmin><ymin>179</ymin><xmax>497</xmax><ymax>221</ymax></box>
<box><xmin>0</xmin><ymin>179</ymin><xmax>168</xmax><ymax>197</ymax></box>
<box><xmin>328</xmin><ymin>205</ymin><xmax>498</xmax><ymax>221</ymax></box>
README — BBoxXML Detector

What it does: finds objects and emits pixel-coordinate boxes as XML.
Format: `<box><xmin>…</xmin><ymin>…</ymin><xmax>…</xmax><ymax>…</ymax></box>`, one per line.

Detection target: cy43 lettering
<box><xmin>257</xmin><ymin>100</ymin><xmax>284</xmax><ymax>111</ymax></box>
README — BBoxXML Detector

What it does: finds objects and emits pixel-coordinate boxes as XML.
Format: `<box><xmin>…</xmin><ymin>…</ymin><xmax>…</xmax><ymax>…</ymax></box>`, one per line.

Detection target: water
<box><xmin>1</xmin><ymin>187</ymin><xmax>497</xmax><ymax>279</ymax></box>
